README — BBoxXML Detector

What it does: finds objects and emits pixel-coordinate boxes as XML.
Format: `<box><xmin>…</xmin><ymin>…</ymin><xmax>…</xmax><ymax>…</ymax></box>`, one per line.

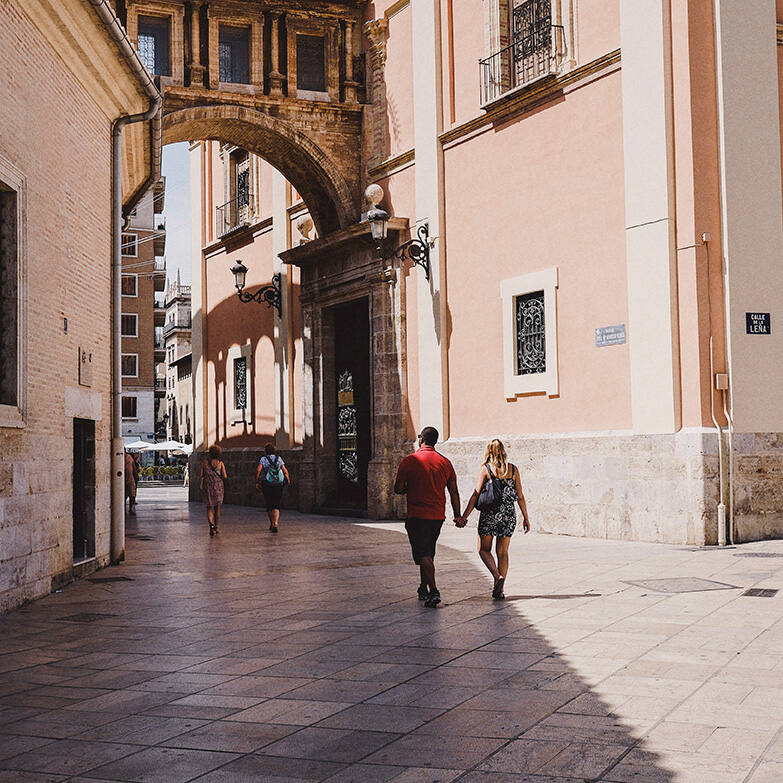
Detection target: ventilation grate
<box><xmin>742</xmin><ymin>588</ymin><xmax>778</xmax><ymax>598</ymax></box>
<box><xmin>87</xmin><ymin>576</ymin><xmax>134</xmax><ymax>583</ymax></box>
<box><xmin>734</xmin><ymin>553</ymin><xmax>783</xmax><ymax>559</ymax></box>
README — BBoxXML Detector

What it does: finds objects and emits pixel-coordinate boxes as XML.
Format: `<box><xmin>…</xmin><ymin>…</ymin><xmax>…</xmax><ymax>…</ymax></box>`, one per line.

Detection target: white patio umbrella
<box><xmin>124</xmin><ymin>439</ymin><xmax>151</xmax><ymax>451</ymax></box>
<box><xmin>139</xmin><ymin>440</ymin><xmax>187</xmax><ymax>452</ymax></box>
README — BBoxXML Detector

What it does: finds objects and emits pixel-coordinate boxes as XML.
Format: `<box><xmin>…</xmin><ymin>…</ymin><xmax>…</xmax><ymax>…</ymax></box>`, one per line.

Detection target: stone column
<box><xmin>251</xmin><ymin>19</ymin><xmax>264</xmax><ymax>93</ymax></box>
<box><xmin>343</xmin><ymin>20</ymin><xmax>359</xmax><ymax>103</ymax></box>
<box><xmin>206</xmin><ymin>10</ymin><xmax>220</xmax><ymax>89</ymax></box>
<box><xmin>363</xmin><ymin>18</ymin><xmax>388</xmax><ymax>169</ymax></box>
<box><xmin>269</xmin><ymin>12</ymin><xmax>284</xmax><ymax>96</ymax></box>
<box><xmin>188</xmin><ymin>0</ymin><xmax>205</xmax><ymax>86</ymax></box>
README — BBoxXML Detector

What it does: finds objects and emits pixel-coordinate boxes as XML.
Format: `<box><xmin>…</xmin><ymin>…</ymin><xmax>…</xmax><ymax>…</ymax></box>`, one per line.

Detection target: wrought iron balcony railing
<box><xmin>479</xmin><ymin>25</ymin><xmax>564</xmax><ymax>106</ymax></box>
<box><xmin>216</xmin><ymin>194</ymin><xmax>251</xmax><ymax>238</ymax></box>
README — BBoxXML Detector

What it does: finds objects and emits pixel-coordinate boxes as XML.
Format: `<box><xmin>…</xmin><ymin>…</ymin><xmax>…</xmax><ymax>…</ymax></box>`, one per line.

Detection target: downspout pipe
<box><xmin>87</xmin><ymin>0</ymin><xmax>162</xmax><ymax>563</ymax></box>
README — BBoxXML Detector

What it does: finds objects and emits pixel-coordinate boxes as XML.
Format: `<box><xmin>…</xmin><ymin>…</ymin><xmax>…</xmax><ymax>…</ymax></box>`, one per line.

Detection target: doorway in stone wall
<box><xmin>72</xmin><ymin>418</ymin><xmax>96</xmax><ymax>562</ymax></box>
<box><xmin>333</xmin><ymin>298</ymin><xmax>371</xmax><ymax>511</ymax></box>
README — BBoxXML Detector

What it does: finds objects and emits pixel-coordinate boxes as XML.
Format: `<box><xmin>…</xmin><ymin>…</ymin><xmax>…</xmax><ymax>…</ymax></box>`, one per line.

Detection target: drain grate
<box><xmin>623</xmin><ymin>577</ymin><xmax>739</xmax><ymax>594</ymax></box>
<box><xmin>59</xmin><ymin>612</ymin><xmax>118</xmax><ymax>623</ymax></box>
<box><xmin>734</xmin><ymin>553</ymin><xmax>783</xmax><ymax>559</ymax></box>
<box><xmin>87</xmin><ymin>576</ymin><xmax>134</xmax><ymax>583</ymax></box>
<box><xmin>742</xmin><ymin>588</ymin><xmax>778</xmax><ymax>598</ymax></box>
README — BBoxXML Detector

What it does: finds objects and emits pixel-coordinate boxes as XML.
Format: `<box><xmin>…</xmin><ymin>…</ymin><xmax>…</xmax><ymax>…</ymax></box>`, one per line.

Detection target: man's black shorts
<box><xmin>405</xmin><ymin>518</ymin><xmax>444</xmax><ymax>565</ymax></box>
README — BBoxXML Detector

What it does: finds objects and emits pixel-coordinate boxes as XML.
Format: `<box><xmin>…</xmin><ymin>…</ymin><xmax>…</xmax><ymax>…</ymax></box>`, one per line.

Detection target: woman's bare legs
<box><xmin>478</xmin><ymin>535</ymin><xmax>501</xmax><ymax>581</ymax></box>
<box><xmin>214</xmin><ymin>503</ymin><xmax>221</xmax><ymax>532</ymax></box>
<box><xmin>206</xmin><ymin>506</ymin><xmax>215</xmax><ymax>533</ymax></box>
<box><xmin>495</xmin><ymin>536</ymin><xmax>511</xmax><ymax>579</ymax></box>
<box><xmin>266</xmin><ymin>508</ymin><xmax>280</xmax><ymax>529</ymax></box>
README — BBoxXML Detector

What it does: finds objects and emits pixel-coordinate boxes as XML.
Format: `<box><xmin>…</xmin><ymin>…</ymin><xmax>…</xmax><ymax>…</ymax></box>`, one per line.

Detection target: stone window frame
<box><xmin>121</xmin><ymin>312</ymin><xmax>138</xmax><ymax>338</ymax></box>
<box><xmin>0</xmin><ymin>155</ymin><xmax>27</xmax><ymax>429</ymax></box>
<box><xmin>227</xmin><ymin>342</ymin><xmax>252</xmax><ymax>424</ymax></box>
<box><xmin>207</xmin><ymin>7</ymin><xmax>263</xmax><ymax>93</ymax></box>
<box><xmin>285</xmin><ymin>15</ymin><xmax>341</xmax><ymax>102</ymax></box>
<box><xmin>481</xmin><ymin>0</ymin><xmax>576</xmax><ymax>106</ymax></box>
<box><xmin>122</xmin><ymin>274</ymin><xmax>138</xmax><ymax>297</ymax></box>
<box><xmin>500</xmin><ymin>266</ymin><xmax>559</xmax><ymax>398</ymax></box>
<box><xmin>126</xmin><ymin>1</ymin><xmax>185</xmax><ymax>85</ymax></box>
<box><xmin>121</xmin><ymin>353</ymin><xmax>139</xmax><ymax>379</ymax></box>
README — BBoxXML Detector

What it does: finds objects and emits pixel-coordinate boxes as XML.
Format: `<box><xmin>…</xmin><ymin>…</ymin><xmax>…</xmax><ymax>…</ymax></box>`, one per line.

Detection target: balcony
<box><xmin>154</xmin><ymin>296</ymin><xmax>166</xmax><ymax>327</ymax></box>
<box><xmin>479</xmin><ymin>22</ymin><xmax>563</xmax><ymax>107</ymax></box>
<box><xmin>154</xmin><ymin>327</ymin><xmax>165</xmax><ymax>362</ymax></box>
<box><xmin>153</xmin><ymin>256</ymin><xmax>166</xmax><ymax>291</ymax></box>
<box><xmin>154</xmin><ymin>377</ymin><xmax>166</xmax><ymax>395</ymax></box>
<box><xmin>154</xmin><ymin>216</ymin><xmax>166</xmax><ymax>256</ymax></box>
<box><xmin>163</xmin><ymin>317</ymin><xmax>192</xmax><ymax>337</ymax></box>
<box><xmin>216</xmin><ymin>195</ymin><xmax>251</xmax><ymax>238</ymax></box>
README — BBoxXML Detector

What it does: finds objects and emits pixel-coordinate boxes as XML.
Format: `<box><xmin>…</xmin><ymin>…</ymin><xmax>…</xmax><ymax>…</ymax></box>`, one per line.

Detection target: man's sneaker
<box><xmin>424</xmin><ymin>591</ymin><xmax>441</xmax><ymax>608</ymax></box>
<box><xmin>417</xmin><ymin>585</ymin><xmax>430</xmax><ymax>601</ymax></box>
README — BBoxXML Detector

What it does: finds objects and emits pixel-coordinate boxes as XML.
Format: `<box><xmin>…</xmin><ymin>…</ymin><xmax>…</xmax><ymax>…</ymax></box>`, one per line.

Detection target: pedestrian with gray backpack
<box><xmin>255</xmin><ymin>443</ymin><xmax>290</xmax><ymax>533</ymax></box>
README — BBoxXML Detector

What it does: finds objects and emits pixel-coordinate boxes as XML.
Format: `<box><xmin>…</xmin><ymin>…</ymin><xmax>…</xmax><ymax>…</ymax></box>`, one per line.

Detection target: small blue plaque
<box><xmin>596</xmin><ymin>324</ymin><xmax>626</xmax><ymax>347</ymax></box>
<box><xmin>746</xmin><ymin>312</ymin><xmax>771</xmax><ymax>334</ymax></box>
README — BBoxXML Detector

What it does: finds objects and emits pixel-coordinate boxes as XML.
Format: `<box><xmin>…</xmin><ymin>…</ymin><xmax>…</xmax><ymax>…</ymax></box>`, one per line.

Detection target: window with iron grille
<box><xmin>515</xmin><ymin>290</ymin><xmax>546</xmax><ymax>375</ymax></box>
<box><xmin>121</xmin><ymin>233</ymin><xmax>138</xmax><ymax>257</ymax></box>
<box><xmin>121</xmin><ymin>274</ymin><xmax>137</xmax><ymax>296</ymax></box>
<box><xmin>137</xmin><ymin>15</ymin><xmax>170</xmax><ymax>77</ymax></box>
<box><xmin>297</xmin><ymin>35</ymin><xmax>326</xmax><ymax>93</ymax></box>
<box><xmin>0</xmin><ymin>183</ymin><xmax>18</xmax><ymax>408</ymax></box>
<box><xmin>121</xmin><ymin>396</ymin><xmax>138</xmax><ymax>419</ymax></box>
<box><xmin>234</xmin><ymin>357</ymin><xmax>247</xmax><ymax>409</ymax></box>
<box><xmin>219</xmin><ymin>26</ymin><xmax>250</xmax><ymax>84</ymax></box>
<box><xmin>121</xmin><ymin>354</ymin><xmax>138</xmax><ymax>377</ymax></box>
<box><xmin>511</xmin><ymin>0</ymin><xmax>552</xmax><ymax>86</ymax></box>
<box><xmin>121</xmin><ymin>313</ymin><xmax>138</xmax><ymax>338</ymax></box>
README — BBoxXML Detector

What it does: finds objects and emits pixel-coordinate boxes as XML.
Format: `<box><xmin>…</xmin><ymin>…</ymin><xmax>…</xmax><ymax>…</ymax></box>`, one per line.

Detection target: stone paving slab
<box><xmin>1</xmin><ymin>486</ymin><xmax>783</xmax><ymax>781</ymax></box>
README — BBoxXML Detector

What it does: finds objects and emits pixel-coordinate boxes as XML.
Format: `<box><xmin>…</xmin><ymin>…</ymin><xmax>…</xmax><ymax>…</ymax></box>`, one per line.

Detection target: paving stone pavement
<box><xmin>1</xmin><ymin>487</ymin><xmax>783</xmax><ymax>782</ymax></box>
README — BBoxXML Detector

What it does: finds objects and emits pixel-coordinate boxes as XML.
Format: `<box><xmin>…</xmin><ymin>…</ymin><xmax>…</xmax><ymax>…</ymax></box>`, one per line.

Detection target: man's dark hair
<box><xmin>419</xmin><ymin>426</ymin><xmax>439</xmax><ymax>446</ymax></box>
<box><xmin>264</xmin><ymin>442</ymin><xmax>276</xmax><ymax>455</ymax></box>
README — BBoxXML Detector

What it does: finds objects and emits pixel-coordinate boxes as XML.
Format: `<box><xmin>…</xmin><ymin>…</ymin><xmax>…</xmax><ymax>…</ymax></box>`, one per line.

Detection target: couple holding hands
<box><xmin>394</xmin><ymin>427</ymin><xmax>530</xmax><ymax>607</ymax></box>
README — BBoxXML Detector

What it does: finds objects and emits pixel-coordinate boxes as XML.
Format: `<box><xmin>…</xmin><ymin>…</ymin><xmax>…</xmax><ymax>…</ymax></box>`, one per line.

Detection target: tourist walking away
<box><xmin>394</xmin><ymin>426</ymin><xmax>462</xmax><ymax>608</ymax></box>
<box><xmin>200</xmin><ymin>444</ymin><xmax>227</xmax><ymax>536</ymax></box>
<box><xmin>124</xmin><ymin>449</ymin><xmax>137</xmax><ymax>515</ymax></box>
<box><xmin>461</xmin><ymin>439</ymin><xmax>530</xmax><ymax>600</ymax></box>
<box><xmin>255</xmin><ymin>443</ymin><xmax>290</xmax><ymax>533</ymax></box>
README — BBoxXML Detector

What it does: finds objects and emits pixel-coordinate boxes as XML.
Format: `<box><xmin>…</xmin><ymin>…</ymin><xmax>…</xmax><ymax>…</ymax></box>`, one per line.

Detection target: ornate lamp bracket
<box><xmin>236</xmin><ymin>272</ymin><xmax>282</xmax><ymax>316</ymax></box>
<box><xmin>391</xmin><ymin>223</ymin><xmax>430</xmax><ymax>281</ymax></box>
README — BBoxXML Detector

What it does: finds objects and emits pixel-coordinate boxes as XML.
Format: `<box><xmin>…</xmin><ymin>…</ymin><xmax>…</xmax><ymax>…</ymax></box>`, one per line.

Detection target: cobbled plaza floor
<box><xmin>1</xmin><ymin>486</ymin><xmax>783</xmax><ymax>782</ymax></box>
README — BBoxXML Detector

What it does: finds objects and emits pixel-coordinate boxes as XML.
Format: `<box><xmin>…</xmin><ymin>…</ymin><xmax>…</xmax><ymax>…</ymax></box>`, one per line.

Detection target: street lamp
<box><xmin>231</xmin><ymin>260</ymin><xmax>282</xmax><ymax>316</ymax></box>
<box><xmin>365</xmin><ymin>184</ymin><xmax>431</xmax><ymax>281</ymax></box>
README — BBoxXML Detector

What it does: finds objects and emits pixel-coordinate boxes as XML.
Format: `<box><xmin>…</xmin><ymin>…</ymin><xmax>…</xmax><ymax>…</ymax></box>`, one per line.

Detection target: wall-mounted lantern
<box><xmin>365</xmin><ymin>184</ymin><xmax>431</xmax><ymax>281</ymax></box>
<box><xmin>230</xmin><ymin>260</ymin><xmax>282</xmax><ymax>316</ymax></box>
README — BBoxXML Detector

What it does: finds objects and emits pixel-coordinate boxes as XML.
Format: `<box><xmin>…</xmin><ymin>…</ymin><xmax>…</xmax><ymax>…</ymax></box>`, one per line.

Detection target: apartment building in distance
<box><xmin>163</xmin><ymin>273</ymin><xmax>193</xmax><ymax>444</ymax></box>
<box><xmin>121</xmin><ymin>181</ymin><xmax>166</xmax><ymax>445</ymax></box>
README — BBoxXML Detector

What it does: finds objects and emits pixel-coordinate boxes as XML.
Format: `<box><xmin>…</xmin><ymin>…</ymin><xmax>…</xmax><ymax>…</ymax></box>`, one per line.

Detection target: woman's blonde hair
<box><xmin>483</xmin><ymin>439</ymin><xmax>508</xmax><ymax>477</ymax></box>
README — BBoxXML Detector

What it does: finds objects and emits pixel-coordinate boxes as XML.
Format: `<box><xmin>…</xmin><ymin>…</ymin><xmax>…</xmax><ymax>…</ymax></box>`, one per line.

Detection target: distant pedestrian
<box><xmin>460</xmin><ymin>439</ymin><xmax>530</xmax><ymax>600</ymax></box>
<box><xmin>200</xmin><ymin>444</ymin><xmax>227</xmax><ymax>536</ymax></box>
<box><xmin>124</xmin><ymin>449</ymin><xmax>137</xmax><ymax>515</ymax></box>
<box><xmin>255</xmin><ymin>443</ymin><xmax>289</xmax><ymax>534</ymax></box>
<box><xmin>394</xmin><ymin>426</ymin><xmax>462</xmax><ymax>608</ymax></box>
<box><xmin>183</xmin><ymin>463</ymin><xmax>189</xmax><ymax>487</ymax></box>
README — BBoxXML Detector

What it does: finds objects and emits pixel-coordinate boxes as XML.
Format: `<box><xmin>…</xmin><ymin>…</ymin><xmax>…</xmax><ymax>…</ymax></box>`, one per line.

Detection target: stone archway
<box><xmin>162</xmin><ymin>104</ymin><xmax>359</xmax><ymax>237</ymax></box>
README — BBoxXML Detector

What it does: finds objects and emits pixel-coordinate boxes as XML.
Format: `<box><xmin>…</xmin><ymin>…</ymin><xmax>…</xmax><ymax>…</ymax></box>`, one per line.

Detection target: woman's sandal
<box><xmin>492</xmin><ymin>577</ymin><xmax>505</xmax><ymax>599</ymax></box>
<box><xmin>209</xmin><ymin>524</ymin><xmax>215</xmax><ymax>537</ymax></box>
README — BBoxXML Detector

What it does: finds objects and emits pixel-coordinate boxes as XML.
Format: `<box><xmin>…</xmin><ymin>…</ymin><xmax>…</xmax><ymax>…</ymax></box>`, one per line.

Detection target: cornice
<box><xmin>440</xmin><ymin>49</ymin><xmax>621</xmax><ymax>148</ymax></box>
<box><xmin>368</xmin><ymin>148</ymin><xmax>415</xmax><ymax>181</ymax></box>
<box><xmin>20</xmin><ymin>0</ymin><xmax>150</xmax><ymax>120</ymax></box>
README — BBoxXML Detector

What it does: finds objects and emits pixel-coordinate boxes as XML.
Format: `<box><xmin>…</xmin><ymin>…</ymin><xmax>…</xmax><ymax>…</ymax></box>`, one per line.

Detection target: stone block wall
<box><xmin>439</xmin><ymin>430</ymin><xmax>721</xmax><ymax>545</ymax></box>
<box><xmin>732</xmin><ymin>433</ymin><xmax>783</xmax><ymax>541</ymax></box>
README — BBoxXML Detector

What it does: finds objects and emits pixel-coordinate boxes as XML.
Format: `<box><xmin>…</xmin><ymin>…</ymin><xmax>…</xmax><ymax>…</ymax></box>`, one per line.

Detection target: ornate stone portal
<box><xmin>280</xmin><ymin>218</ymin><xmax>410</xmax><ymax>518</ymax></box>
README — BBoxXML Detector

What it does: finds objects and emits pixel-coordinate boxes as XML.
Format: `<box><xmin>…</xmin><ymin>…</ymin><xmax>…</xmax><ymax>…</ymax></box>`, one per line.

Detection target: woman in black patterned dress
<box><xmin>461</xmin><ymin>440</ymin><xmax>530</xmax><ymax>600</ymax></box>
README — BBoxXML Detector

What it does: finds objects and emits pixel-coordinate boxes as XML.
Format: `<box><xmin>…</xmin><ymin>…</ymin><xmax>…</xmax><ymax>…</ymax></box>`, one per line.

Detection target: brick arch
<box><xmin>162</xmin><ymin>105</ymin><xmax>357</xmax><ymax>236</ymax></box>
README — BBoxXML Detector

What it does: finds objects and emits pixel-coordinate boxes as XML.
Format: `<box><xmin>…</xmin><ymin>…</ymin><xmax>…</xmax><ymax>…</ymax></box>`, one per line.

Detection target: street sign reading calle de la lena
<box><xmin>746</xmin><ymin>312</ymin><xmax>771</xmax><ymax>335</ymax></box>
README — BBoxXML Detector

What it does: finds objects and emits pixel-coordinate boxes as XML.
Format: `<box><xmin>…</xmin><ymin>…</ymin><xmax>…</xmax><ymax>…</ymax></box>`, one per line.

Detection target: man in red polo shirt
<box><xmin>394</xmin><ymin>426</ymin><xmax>464</xmax><ymax>607</ymax></box>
